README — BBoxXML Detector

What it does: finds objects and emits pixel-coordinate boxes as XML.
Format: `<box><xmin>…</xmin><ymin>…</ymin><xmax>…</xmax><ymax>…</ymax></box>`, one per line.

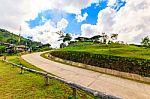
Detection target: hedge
<box><xmin>50</xmin><ymin>51</ymin><xmax>150</xmax><ymax>77</ymax></box>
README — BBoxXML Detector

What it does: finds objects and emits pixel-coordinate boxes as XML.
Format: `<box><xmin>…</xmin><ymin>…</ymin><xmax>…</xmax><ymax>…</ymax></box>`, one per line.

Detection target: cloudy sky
<box><xmin>0</xmin><ymin>0</ymin><xmax>150</xmax><ymax>47</ymax></box>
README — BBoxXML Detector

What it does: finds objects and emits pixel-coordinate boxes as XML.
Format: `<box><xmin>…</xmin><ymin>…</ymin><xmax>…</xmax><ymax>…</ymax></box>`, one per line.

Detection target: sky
<box><xmin>0</xmin><ymin>0</ymin><xmax>150</xmax><ymax>47</ymax></box>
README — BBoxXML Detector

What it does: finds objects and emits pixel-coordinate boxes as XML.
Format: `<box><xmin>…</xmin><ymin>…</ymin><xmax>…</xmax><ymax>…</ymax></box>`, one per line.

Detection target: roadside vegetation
<box><xmin>59</xmin><ymin>42</ymin><xmax>150</xmax><ymax>60</ymax></box>
<box><xmin>0</xmin><ymin>56</ymin><xmax>94</xmax><ymax>99</ymax></box>
<box><xmin>50</xmin><ymin>42</ymin><xmax>150</xmax><ymax>77</ymax></box>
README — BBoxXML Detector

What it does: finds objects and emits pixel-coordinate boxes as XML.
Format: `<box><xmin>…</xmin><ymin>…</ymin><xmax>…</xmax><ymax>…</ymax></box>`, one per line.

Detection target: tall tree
<box><xmin>102</xmin><ymin>33</ymin><xmax>108</xmax><ymax>44</ymax></box>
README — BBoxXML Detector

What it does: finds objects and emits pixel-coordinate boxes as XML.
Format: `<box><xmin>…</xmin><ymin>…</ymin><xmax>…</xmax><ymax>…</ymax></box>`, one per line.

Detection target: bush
<box><xmin>50</xmin><ymin>51</ymin><xmax>150</xmax><ymax>77</ymax></box>
<box><xmin>0</xmin><ymin>45</ymin><xmax>6</xmax><ymax>54</ymax></box>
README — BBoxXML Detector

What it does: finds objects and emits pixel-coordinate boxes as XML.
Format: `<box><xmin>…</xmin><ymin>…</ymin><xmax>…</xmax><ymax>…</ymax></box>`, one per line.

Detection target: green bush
<box><xmin>50</xmin><ymin>51</ymin><xmax>150</xmax><ymax>77</ymax></box>
<box><xmin>0</xmin><ymin>45</ymin><xmax>6</xmax><ymax>54</ymax></box>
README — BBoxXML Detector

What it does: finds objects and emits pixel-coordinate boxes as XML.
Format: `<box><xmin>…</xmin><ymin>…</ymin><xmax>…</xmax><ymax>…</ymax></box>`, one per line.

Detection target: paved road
<box><xmin>22</xmin><ymin>52</ymin><xmax>150</xmax><ymax>99</ymax></box>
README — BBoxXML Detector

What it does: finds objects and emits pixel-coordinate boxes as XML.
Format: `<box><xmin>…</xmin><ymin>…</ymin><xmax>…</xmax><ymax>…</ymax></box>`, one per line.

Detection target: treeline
<box><xmin>57</xmin><ymin>32</ymin><xmax>120</xmax><ymax>48</ymax></box>
<box><xmin>57</xmin><ymin>31</ymin><xmax>150</xmax><ymax>48</ymax></box>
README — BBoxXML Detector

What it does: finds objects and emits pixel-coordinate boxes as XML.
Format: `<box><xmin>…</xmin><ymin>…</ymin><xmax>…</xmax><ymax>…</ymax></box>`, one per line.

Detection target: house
<box><xmin>3</xmin><ymin>43</ymin><xmax>16</xmax><ymax>53</ymax></box>
<box><xmin>16</xmin><ymin>45</ymin><xmax>27</xmax><ymax>52</ymax></box>
<box><xmin>75</xmin><ymin>37</ymin><xmax>91</xmax><ymax>42</ymax></box>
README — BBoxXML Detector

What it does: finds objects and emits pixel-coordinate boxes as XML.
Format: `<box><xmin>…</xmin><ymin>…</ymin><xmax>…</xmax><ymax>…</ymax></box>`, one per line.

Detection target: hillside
<box><xmin>51</xmin><ymin>42</ymin><xmax>150</xmax><ymax>77</ymax></box>
<box><xmin>59</xmin><ymin>42</ymin><xmax>150</xmax><ymax>60</ymax></box>
<box><xmin>0</xmin><ymin>28</ymin><xmax>42</xmax><ymax>47</ymax></box>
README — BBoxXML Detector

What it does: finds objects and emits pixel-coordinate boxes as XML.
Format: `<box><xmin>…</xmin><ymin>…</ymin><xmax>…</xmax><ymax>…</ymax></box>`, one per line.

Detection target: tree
<box><xmin>7</xmin><ymin>38</ymin><xmax>17</xmax><ymax>44</ymax></box>
<box><xmin>0</xmin><ymin>36</ymin><xmax>3</xmax><ymax>45</ymax></box>
<box><xmin>90</xmin><ymin>35</ymin><xmax>103</xmax><ymax>42</ymax></box>
<box><xmin>63</xmin><ymin>33</ymin><xmax>72</xmax><ymax>42</ymax></box>
<box><xmin>59</xmin><ymin>33</ymin><xmax>72</xmax><ymax>42</ymax></box>
<box><xmin>141</xmin><ymin>36</ymin><xmax>150</xmax><ymax>46</ymax></box>
<box><xmin>111</xmin><ymin>33</ymin><xmax>118</xmax><ymax>41</ymax></box>
<box><xmin>0</xmin><ymin>45</ymin><xmax>6</xmax><ymax>54</ymax></box>
<box><xmin>102</xmin><ymin>33</ymin><xmax>108</xmax><ymax>44</ymax></box>
<box><xmin>58</xmin><ymin>33</ymin><xmax>72</xmax><ymax>48</ymax></box>
<box><xmin>75</xmin><ymin>37</ymin><xmax>90</xmax><ymax>42</ymax></box>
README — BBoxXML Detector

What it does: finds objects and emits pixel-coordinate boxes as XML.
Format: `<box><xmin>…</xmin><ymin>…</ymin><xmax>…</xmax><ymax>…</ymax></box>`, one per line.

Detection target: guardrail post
<box><xmin>72</xmin><ymin>87</ymin><xmax>77</xmax><ymax>99</ymax></box>
<box><xmin>20</xmin><ymin>65</ymin><xmax>23</xmax><ymax>74</ymax></box>
<box><xmin>4</xmin><ymin>55</ymin><xmax>6</xmax><ymax>60</ymax></box>
<box><xmin>44</xmin><ymin>73</ymin><xmax>49</xmax><ymax>86</ymax></box>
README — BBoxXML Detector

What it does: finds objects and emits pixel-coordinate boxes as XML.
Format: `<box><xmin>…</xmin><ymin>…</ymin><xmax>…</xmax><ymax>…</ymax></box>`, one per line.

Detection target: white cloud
<box><xmin>97</xmin><ymin>7</ymin><xmax>116</xmax><ymax>33</ymax></box>
<box><xmin>81</xmin><ymin>24</ymin><xmax>99</xmax><ymax>37</ymax></box>
<box><xmin>0</xmin><ymin>0</ymin><xmax>99</xmax><ymax>47</ymax></box>
<box><xmin>112</xmin><ymin>0</ymin><xmax>150</xmax><ymax>43</ymax></box>
<box><xmin>1</xmin><ymin>0</ymin><xmax>149</xmax><ymax>46</ymax></box>
<box><xmin>107</xmin><ymin>0</ymin><xmax>117</xmax><ymax>6</ymax></box>
<box><xmin>76</xmin><ymin>13</ymin><xmax>88</xmax><ymax>22</ymax></box>
<box><xmin>81</xmin><ymin>7</ymin><xmax>115</xmax><ymax>37</ymax></box>
<box><xmin>25</xmin><ymin>20</ymin><xmax>61</xmax><ymax>48</ymax></box>
<box><xmin>0</xmin><ymin>0</ymin><xmax>99</xmax><ymax>32</ymax></box>
<box><xmin>81</xmin><ymin>0</ymin><xmax>150</xmax><ymax>44</ymax></box>
<box><xmin>57</xmin><ymin>18</ymin><xmax>69</xmax><ymax>30</ymax></box>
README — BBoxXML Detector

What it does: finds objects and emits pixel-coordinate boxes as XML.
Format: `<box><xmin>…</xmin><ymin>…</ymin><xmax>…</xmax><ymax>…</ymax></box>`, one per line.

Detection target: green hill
<box><xmin>59</xmin><ymin>42</ymin><xmax>150</xmax><ymax>60</ymax></box>
<box><xmin>0</xmin><ymin>28</ymin><xmax>42</xmax><ymax>47</ymax></box>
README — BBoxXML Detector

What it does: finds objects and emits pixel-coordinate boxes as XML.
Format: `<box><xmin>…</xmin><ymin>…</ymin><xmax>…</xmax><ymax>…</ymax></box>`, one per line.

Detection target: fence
<box><xmin>2</xmin><ymin>59</ymin><xmax>121</xmax><ymax>99</ymax></box>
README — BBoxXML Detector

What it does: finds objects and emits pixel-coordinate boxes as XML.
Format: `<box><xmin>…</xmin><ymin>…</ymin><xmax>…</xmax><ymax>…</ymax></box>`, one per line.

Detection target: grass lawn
<box><xmin>0</xmin><ymin>56</ymin><xmax>94</xmax><ymax>99</ymax></box>
<box><xmin>59</xmin><ymin>42</ymin><xmax>150</xmax><ymax>60</ymax></box>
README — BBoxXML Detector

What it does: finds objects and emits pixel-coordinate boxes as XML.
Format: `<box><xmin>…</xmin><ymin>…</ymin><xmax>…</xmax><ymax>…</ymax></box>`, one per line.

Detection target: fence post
<box><xmin>4</xmin><ymin>55</ymin><xmax>6</xmax><ymax>60</ymax></box>
<box><xmin>44</xmin><ymin>73</ymin><xmax>49</xmax><ymax>86</ymax></box>
<box><xmin>72</xmin><ymin>87</ymin><xmax>77</xmax><ymax>99</ymax></box>
<box><xmin>20</xmin><ymin>65</ymin><xmax>23</xmax><ymax>74</ymax></box>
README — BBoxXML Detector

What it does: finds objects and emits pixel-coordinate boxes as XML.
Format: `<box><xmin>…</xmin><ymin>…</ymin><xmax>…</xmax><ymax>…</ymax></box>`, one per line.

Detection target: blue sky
<box><xmin>27</xmin><ymin>0</ymin><xmax>126</xmax><ymax>35</ymax></box>
<box><xmin>1</xmin><ymin>0</ymin><xmax>149</xmax><ymax>46</ymax></box>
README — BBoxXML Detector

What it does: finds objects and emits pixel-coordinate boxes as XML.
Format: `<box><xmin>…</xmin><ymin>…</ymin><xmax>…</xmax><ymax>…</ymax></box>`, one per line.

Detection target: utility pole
<box><xmin>18</xmin><ymin>26</ymin><xmax>21</xmax><ymax>45</ymax></box>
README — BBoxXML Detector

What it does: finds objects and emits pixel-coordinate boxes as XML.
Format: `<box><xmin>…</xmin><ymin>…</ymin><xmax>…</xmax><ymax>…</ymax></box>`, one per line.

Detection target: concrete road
<box><xmin>22</xmin><ymin>52</ymin><xmax>150</xmax><ymax>99</ymax></box>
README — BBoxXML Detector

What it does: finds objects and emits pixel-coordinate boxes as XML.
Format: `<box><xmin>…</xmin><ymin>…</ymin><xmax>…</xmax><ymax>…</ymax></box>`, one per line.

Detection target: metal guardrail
<box><xmin>3</xmin><ymin>59</ymin><xmax>121</xmax><ymax>99</ymax></box>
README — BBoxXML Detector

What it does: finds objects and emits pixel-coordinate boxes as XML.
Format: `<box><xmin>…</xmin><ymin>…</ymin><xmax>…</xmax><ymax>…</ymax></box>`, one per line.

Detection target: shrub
<box><xmin>50</xmin><ymin>51</ymin><xmax>150</xmax><ymax>77</ymax></box>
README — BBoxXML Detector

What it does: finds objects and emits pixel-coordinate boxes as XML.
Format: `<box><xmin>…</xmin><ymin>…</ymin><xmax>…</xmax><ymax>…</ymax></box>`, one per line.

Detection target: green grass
<box><xmin>0</xmin><ymin>56</ymin><xmax>94</xmax><ymax>99</ymax></box>
<box><xmin>59</xmin><ymin>42</ymin><xmax>150</xmax><ymax>60</ymax></box>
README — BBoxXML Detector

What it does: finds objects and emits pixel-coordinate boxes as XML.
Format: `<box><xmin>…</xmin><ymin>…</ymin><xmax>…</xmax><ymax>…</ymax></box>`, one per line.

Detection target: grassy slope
<box><xmin>59</xmin><ymin>42</ymin><xmax>150</xmax><ymax>60</ymax></box>
<box><xmin>0</xmin><ymin>56</ymin><xmax>94</xmax><ymax>99</ymax></box>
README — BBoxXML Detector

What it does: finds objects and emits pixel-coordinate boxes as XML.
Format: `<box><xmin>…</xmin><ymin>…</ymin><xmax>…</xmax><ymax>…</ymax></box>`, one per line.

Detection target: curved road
<box><xmin>22</xmin><ymin>52</ymin><xmax>150</xmax><ymax>99</ymax></box>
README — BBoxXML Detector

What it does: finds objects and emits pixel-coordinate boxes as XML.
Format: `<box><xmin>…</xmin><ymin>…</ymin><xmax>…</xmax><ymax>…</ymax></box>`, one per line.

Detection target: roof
<box><xmin>16</xmin><ymin>45</ymin><xmax>26</xmax><ymax>48</ymax></box>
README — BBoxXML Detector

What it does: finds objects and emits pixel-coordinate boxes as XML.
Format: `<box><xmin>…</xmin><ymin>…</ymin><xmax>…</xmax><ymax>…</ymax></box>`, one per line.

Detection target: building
<box><xmin>16</xmin><ymin>45</ymin><xmax>27</xmax><ymax>52</ymax></box>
